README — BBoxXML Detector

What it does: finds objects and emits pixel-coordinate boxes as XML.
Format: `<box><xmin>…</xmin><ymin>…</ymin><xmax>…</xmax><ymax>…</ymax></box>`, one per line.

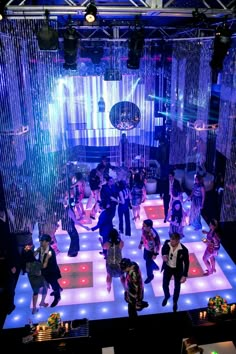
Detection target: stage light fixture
<box><xmin>63</xmin><ymin>26</ymin><xmax>79</xmax><ymax>70</ymax></box>
<box><xmin>0</xmin><ymin>0</ymin><xmax>8</xmax><ymax>21</ymax></box>
<box><xmin>210</xmin><ymin>23</ymin><xmax>231</xmax><ymax>72</ymax></box>
<box><xmin>0</xmin><ymin>8</ymin><xmax>5</xmax><ymax>21</ymax></box>
<box><xmin>84</xmin><ymin>2</ymin><xmax>97</xmax><ymax>24</ymax></box>
<box><xmin>37</xmin><ymin>10</ymin><xmax>59</xmax><ymax>51</ymax></box>
<box><xmin>127</xmin><ymin>28</ymin><xmax>145</xmax><ymax>70</ymax></box>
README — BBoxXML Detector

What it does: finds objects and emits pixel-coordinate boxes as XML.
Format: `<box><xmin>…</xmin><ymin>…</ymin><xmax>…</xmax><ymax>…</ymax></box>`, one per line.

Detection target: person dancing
<box><xmin>62</xmin><ymin>198</ymin><xmax>89</xmax><ymax>257</ymax></box>
<box><xmin>188</xmin><ymin>174</ymin><xmax>205</xmax><ymax>230</ymax></box>
<box><xmin>103</xmin><ymin>228</ymin><xmax>125</xmax><ymax>292</ymax></box>
<box><xmin>169</xmin><ymin>200</ymin><xmax>185</xmax><ymax>239</ymax></box>
<box><xmin>202</xmin><ymin>219</ymin><xmax>221</xmax><ymax>275</ymax></box>
<box><xmin>161</xmin><ymin>233</ymin><xmax>189</xmax><ymax>312</ymax></box>
<box><xmin>120</xmin><ymin>258</ymin><xmax>149</xmax><ymax>331</ymax></box>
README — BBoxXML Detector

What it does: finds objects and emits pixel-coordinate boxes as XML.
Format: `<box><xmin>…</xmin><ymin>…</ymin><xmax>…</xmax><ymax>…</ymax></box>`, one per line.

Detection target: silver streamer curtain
<box><xmin>1</xmin><ymin>19</ymin><xmax>235</xmax><ymax>224</ymax></box>
<box><xmin>217</xmin><ymin>39</ymin><xmax>236</xmax><ymax>222</ymax></box>
<box><xmin>0</xmin><ymin>19</ymin><xmax>158</xmax><ymax>231</ymax></box>
<box><xmin>169</xmin><ymin>40</ymin><xmax>212</xmax><ymax>166</ymax></box>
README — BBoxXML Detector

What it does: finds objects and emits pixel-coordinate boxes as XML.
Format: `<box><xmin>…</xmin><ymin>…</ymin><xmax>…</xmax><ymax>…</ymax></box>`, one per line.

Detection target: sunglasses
<box><xmin>170</xmin><ymin>253</ymin><xmax>173</xmax><ymax>260</ymax></box>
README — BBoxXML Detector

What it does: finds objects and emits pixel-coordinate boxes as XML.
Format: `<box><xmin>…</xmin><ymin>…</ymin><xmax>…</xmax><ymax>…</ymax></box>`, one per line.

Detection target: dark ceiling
<box><xmin>3</xmin><ymin>0</ymin><xmax>236</xmax><ymax>40</ymax></box>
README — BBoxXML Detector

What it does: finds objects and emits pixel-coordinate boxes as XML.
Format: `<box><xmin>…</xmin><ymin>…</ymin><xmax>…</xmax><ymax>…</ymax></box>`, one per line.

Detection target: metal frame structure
<box><xmin>2</xmin><ymin>0</ymin><xmax>236</xmax><ymax>40</ymax></box>
<box><xmin>5</xmin><ymin>0</ymin><xmax>233</xmax><ymax>17</ymax></box>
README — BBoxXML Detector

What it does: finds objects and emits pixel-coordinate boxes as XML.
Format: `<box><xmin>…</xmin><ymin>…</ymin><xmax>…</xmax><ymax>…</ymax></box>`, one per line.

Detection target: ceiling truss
<box><xmin>5</xmin><ymin>0</ymin><xmax>234</xmax><ymax>18</ymax></box>
<box><xmin>2</xmin><ymin>1</ymin><xmax>235</xmax><ymax>40</ymax></box>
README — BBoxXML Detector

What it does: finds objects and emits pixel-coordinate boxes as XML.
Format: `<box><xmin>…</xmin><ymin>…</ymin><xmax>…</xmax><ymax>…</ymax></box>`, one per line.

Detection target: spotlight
<box><xmin>210</xmin><ymin>23</ymin><xmax>231</xmax><ymax>72</ymax></box>
<box><xmin>0</xmin><ymin>8</ymin><xmax>6</xmax><ymax>21</ymax></box>
<box><xmin>0</xmin><ymin>0</ymin><xmax>7</xmax><ymax>21</ymax></box>
<box><xmin>127</xmin><ymin>28</ymin><xmax>145</xmax><ymax>70</ymax></box>
<box><xmin>84</xmin><ymin>2</ymin><xmax>97</xmax><ymax>24</ymax></box>
<box><xmin>63</xmin><ymin>26</ymin><xmax>79</xmax><ymax>70</ymax></box>
<box><xmin>37</xmin><ymin>25</ymin><xmax>59</xmax><ymax>51</ymax></box>
<box><xmin>37</xmin><ymin>10</ymin><xmax>59</xmax><ymax>51</ymax></box>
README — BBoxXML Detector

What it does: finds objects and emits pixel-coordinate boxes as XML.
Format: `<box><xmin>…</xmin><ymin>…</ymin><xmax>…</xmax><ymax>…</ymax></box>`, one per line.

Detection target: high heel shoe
<box><xmin>39</xmin><ymin>302</ymin><xmax>49</xmax><ymax>307</ymax></box>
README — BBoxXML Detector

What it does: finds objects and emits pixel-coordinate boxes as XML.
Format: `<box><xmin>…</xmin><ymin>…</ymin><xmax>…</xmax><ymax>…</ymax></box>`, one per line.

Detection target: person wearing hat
<box><xmin>35</xmin><ymin>234</ymin><xmax>62</xmax><ymax>308</ymax></box>
<box><xmin>120</xmin><ymin>258</ymin><xmax>148</xmax><ymax>331</ymax></box>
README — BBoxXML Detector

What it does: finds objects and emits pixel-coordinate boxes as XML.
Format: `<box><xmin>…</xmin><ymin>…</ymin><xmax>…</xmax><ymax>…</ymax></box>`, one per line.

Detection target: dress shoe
<box><xmin>68</xmin><ymin>253</ymin><xmax>78</xmax><ymax>257</ymax></box>
<box><xmin>173</xmin><ymin>302</ymin><xmax>178</xmax><ymax>312</ymax></box>
<box><xmin>136</xmin><ymin>300</ymin><xmax>149</xmax><ymax>311</ymax></box>
<box><xmin>162</xmin><ymin>296</ymin><xmax>170</xmax><ymax>306</ymax></box>
<box><xmin>144</xmin><ymin>275</ymin><xmax>154</xmax><ymax>284</ymax></box>
<box><xmin>50</xmin><ymin>297</ymin><xmax>61</xmax><ymax>308</ymax></box>
<box><xmin>50</xmin><ymin>288</ymin><xmax>63</xmax><ymax>296</ymax></box>
<box><xmin>164</xmin><ymin>218</ymin><xmax>167</xmax><ymax>223</ymax></box>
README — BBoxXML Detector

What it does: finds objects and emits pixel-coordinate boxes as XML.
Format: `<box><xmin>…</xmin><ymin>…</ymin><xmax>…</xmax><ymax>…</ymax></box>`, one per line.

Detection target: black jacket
<box><xmin>161</xmin><ymin>240</ymin><xmax>189</xmax><ymax>278</ymax></box>
<box><xmin>39</xmin><ymin>246</ymin><xmax>61</xmax><ymax>282</ymax></box>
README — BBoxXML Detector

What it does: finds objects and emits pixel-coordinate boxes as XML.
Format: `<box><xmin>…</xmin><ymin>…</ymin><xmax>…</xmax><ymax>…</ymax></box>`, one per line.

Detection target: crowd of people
<box><xmin>0</xmin><ymin>156</ymin><xmax>222</xmax><ymax>331</ymax></box>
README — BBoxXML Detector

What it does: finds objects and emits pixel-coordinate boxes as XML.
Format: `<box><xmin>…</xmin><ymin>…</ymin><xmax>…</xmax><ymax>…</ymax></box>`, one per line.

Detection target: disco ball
<box><xmin>109</xmin><ymin>101</ymin><xmax>141</xmax><ymax>131</ymax></box>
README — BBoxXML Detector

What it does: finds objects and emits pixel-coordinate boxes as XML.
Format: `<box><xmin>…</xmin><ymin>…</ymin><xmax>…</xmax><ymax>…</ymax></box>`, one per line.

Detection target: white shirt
<box><xmin>167</xmin><ymin>242</ymin><xmax>182</xmax><ymax>268</ymax></box>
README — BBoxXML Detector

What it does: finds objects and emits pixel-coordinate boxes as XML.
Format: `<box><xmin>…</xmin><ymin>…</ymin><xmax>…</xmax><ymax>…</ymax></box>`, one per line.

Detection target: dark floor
<box><xmin>0</xmin><ymin>310</ymin><xmax>235</xmax><ymax>354</ymax></box>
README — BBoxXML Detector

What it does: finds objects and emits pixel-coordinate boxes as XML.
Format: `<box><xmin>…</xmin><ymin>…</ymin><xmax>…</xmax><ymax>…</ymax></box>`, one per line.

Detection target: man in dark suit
<box><xmin>160</xmin><ymin>170</ymin><xmax>182</xmax><ymax>223</ymax></box>
<box><xmin>100</xmin><ymin>176</ymin><xmax>119</xmax><ymax>220</ymax></box>
<box><xmin>36</xmin><ymin>234</ymin><xmax>62</xmax><ymax>308</ymax></box>
<box><xmin>90</xmin><ymin>201</ymin><xmax>113</xmax><ymax>258</ymax></box>
<box><xmin>161</xmin><ymin>232</ymin><xmax>189</xmax><ymax>312</ymax></box>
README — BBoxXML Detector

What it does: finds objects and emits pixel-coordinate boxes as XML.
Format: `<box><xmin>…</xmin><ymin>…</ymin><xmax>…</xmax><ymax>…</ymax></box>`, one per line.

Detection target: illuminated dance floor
<box><xmin>3</xmin><ymin>194</ymin><xmax>236</xmax><ymax>329</ymax></box>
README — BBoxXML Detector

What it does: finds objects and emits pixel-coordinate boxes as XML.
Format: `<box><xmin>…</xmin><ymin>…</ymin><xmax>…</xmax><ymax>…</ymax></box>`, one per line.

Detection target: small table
<box><xmin>188</xmin><ymin>308</ymin><xmax>236</xmax><ymax>327</ymax></box>
<box><xmin>32</xmin><ymin>318</ymin><xmax>89</xmax><ymax>343</ymax></box>
<box><xmin>200</xmin><ymin>341</ymin><xmax>236</xmax><ymax>353</ymax></box>
<box><xmin>182</xmin><ymin>339</ymin><xmax>236</xmax><ymax>354</ymax></box>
